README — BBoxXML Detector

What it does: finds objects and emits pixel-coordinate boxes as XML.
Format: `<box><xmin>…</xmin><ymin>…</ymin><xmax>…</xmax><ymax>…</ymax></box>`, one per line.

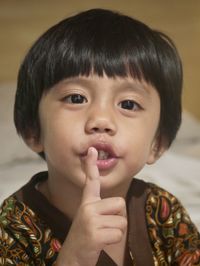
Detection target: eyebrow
<box><xmin>53</xmin><ymin>77</ymin><xmax>95</xmax><ymax>91</ymax></box>
<box><xmin>115</xmin><ymin>79</ymin><xmax>152</xmax><ymax>95</ymax></box>
<box><xmin>53</xmin><ymin>76</ymin><xmax>153</xmax><ymax>97</ymax></box>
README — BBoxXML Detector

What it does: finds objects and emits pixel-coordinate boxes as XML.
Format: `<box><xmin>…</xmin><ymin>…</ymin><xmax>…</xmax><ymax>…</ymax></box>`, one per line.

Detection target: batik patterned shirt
<box><xmin>0</xmin><ymin>172</ymin><xmax>200</xmax><ymax>265</ymax></box>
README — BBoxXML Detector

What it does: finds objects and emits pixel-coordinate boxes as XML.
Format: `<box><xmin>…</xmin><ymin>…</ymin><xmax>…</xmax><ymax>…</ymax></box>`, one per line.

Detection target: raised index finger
<box><xmin>81</xmin><ymin>147</ymin><xmax>101</xmax><ymax>204</ymax></box>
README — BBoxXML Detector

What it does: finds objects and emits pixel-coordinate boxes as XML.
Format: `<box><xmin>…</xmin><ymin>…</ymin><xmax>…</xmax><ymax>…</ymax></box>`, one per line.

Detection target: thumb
<box><xmin>81</xmin><ymin>147</ymin><xmax>101</xmax><ymax>204</ymax></box>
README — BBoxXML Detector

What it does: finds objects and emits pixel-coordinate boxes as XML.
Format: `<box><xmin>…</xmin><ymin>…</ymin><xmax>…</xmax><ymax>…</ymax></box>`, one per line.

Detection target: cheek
<box><xmin>121</xmin><ymin>126</ymin><xmax>157</xmax><ymax>169</ymax></box>
<box><xmin>39</xmin><ymin>115</ymin><xmax>83</xmax><ymax>160</ymax></box>
<box><xmin>123</xmin><ymin>144</ymin><xmax>152</xmax><ymax>177</ymax></box>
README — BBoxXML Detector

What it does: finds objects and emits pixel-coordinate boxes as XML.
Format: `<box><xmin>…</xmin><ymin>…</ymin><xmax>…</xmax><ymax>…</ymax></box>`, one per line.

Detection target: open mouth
<box><xmin>97</xmin><ymin>150</ymin><xmax>110</xmax><ymax>160</ymax></box>
<box><xmin>95</xmin><ymin>147</ymin><xmax>118</xmax><ymax>171</ymax></box>
<box><xmin>80</xmin><ymin>143</ymin><xmax>119</xmax><ymax>171</ymax></box>
<box><xmin>93</xmin><ymin>143</ymin><xmax>117</xmax><ymax>161</ymax></box>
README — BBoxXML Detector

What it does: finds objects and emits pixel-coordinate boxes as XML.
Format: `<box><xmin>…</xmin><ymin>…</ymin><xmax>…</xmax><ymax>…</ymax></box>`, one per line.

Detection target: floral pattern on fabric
<box><xmin>146</xmin><ymin>183</ymin><xmax>200</xmax><ymax>265</ymax></box>
<box><xmin>0</xmin><ymin>182</ymin><xmax>200</xmax><ymax>265</ymax></box>
<box><xmin>0</xmin><ymin>197</ymin><xmax>61</xmax><ymax>265</ymax></box>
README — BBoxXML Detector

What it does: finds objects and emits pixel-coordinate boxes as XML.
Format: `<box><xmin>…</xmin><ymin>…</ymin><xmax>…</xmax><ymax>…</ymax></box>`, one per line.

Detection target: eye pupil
<box><xmin>71</xmin><ymin>94</ymin><xmax>84</xmax><ymax>103</ymax></box>
<box><xmin>121</xmin><ymin>100</ymin><xmax>134</xmax><ymax>110</ymax></box>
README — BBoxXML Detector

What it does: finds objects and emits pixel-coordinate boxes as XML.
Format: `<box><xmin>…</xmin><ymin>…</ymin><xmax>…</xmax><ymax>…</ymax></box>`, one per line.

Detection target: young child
<box><xmin>0</xmin><ymin>8</ymin><xmax>199</xmax><ymax>266</ymax></box>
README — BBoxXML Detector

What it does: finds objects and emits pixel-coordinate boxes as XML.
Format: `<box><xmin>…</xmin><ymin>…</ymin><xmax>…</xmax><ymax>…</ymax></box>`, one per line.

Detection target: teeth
<box><xmin>98</xmin><ymin>150</ymin><xmax>109</xmax><ymax>160</ymax></box>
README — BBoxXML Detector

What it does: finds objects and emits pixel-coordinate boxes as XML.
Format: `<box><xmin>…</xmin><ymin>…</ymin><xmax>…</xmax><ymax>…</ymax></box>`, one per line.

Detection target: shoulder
<box><xmin>146</xmin><ymin>182</ymin><xmax>183</xmax><ymax>219</ymax></box>
<box><xmin>144</xmin><ymin>182</ymin><xmax>200</xmax><ymax>265</ymax></box>
<box><xmin>0</xmin><ymin>195</ymin><xmax>60</xmax><ymax>265</ymax></box>
<box><xmin>0</xmin><ymin>194</ymin><xmax>41</xmax><ymax>236</ymax></box>
<box><xmin>1</xmin><ymin>195</ymin><xmax>36</xmax><ymax>222</ymax></box>
<box><xmin>0</xmin><ymin>196</ymin><xmax>33</xmax><ymax>264</ymax></box>
<box><xmin>145</xmin><ymin>182</ymin><xmax>195</xmax><ymax>227</ymax></box>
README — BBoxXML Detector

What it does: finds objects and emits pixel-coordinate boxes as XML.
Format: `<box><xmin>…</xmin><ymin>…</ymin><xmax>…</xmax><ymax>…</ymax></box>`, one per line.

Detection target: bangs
<box><xmin>23</xmin><ymin>9</ymin><xmax>181</xmax><ymax>95</ymax></box>
<box><xmin>40</xmin><ymin>10</ymin><xmax>170</xmax><ymax>90</ymax></box>
<box><xmin>47</xmin><ymin>35</ymin><xmax>145</xmax><ymax>84</ymax></box>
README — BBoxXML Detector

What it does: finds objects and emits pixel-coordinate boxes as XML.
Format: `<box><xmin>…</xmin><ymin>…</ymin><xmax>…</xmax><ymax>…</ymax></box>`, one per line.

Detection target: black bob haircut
<box><xmin>14</xmin><ymin>8</ymin><xmax>182</xmax><ymax>151</ymax></box>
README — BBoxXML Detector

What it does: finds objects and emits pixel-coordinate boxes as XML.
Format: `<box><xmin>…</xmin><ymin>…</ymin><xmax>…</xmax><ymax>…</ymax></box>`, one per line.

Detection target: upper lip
<box><xmin>80</xmin><ymin>142</ymin><xmax>118</xmax><ymax>158</ymax></box>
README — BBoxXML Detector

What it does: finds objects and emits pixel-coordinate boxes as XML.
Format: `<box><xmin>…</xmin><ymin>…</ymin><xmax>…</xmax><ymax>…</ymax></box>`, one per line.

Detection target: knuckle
<box><xmin>88</xmin><ymin>227</ymin><xmax>96</xmax><ymax>241</ymax></box>
<box><xmin>115</xmin><ymin>230</ymin><xmax>123</xmax><ymax>242</ymax></box>
<box><xmin>79</xmin><ymin>204</ymin><xmax>94</xmax><ymax>225</ymax></box>
<box><xmin>85</xmin><ymin>208</ymin><xmax>98</xmax><ymax>224</ymax></box>
<box><xmin>81</xmin><ymin>202</ymin><xmax>93</xmax><ymax>216</ymax></box>
<box><xmin>121</xmin><ymin>217</ymin><xmax>128</xmax><ymax>229</ymax></box>
<box><xmin>88</xmin><ymin>214</ymin><xmax>97</xmax><ymax>228</ymax></box>
<box><xmin>116</xmin><ymin>197</ymin><xmax>126</xmax><ymax>208</ymax></box>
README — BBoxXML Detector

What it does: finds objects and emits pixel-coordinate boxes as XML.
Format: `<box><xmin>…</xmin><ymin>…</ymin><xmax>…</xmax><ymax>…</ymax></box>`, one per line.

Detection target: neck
<box><xmin>38</xmin><ymin>172</ymin><xmax>133</xmax><ymax>220</ymax></box>
<box><xmin>38</xmin><ymin>176</ymin><xmax>83</xmax><ymax>220</ymax></box>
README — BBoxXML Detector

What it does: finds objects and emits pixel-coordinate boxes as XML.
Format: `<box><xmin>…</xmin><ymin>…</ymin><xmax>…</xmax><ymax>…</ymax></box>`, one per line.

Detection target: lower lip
<box><xmin>96</xmin><ymin>158</ymin><xmax>118</xmax><ymax>171</ymax></box>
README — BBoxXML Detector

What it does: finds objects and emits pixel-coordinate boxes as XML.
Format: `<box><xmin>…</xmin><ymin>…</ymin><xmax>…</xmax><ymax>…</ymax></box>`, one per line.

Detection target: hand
<box><xmin>56</xmin><ymin>147</ymin><xmax>127</xmax><ymax>266</ymax></box>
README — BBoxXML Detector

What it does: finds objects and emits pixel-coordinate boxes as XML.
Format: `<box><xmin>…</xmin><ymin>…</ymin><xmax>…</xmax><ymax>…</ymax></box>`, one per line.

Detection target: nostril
<box><xmin>92</xmin><ymin>127</ymin><xmax>99</xmax><ymax>132</ymax></box>
<box><xmin>91</xmin><ymin>127</ymin><xmax>111</xmax><ymax>133</ymax></box>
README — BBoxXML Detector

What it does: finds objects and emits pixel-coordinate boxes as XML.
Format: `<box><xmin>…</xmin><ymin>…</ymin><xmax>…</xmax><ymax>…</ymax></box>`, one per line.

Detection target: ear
<box><xmin>147</xmin><ymin>135</ymin><xmax>168</xmax><ymax>165</ymax></box>
<box><xmin>23</xmin><ymin>134</ymin><xmax>44</xmax><ymax>153</ymax></box>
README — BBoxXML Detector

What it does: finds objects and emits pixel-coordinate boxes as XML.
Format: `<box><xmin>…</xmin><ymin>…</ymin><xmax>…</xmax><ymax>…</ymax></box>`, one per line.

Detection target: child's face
<box><xmin>32</xmin><ymin>74</ymin><xmax>164</xmax><ymax>195</ymax></box>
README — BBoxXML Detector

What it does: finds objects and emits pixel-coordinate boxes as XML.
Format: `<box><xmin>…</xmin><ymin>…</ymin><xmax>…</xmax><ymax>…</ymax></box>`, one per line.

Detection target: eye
<box><xmin>119</xmin><ymin>100</ymin><xmax>141</xmax><ymax>111</ymax></box>
<box><xmin>63</xmin><ymin>94</ymin><xmax>87</xmax><ymax>104</ymax></box>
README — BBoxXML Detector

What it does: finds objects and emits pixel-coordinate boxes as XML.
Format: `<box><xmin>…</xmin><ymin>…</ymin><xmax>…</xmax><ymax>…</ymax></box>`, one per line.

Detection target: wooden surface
<box><xmin>0</xmin><ymin>0</ymin><xmax>200</xmax><ymax>119</ymax></box>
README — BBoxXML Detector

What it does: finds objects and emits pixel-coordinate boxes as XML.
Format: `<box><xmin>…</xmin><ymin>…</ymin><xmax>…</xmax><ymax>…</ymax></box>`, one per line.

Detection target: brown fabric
<box><xmin>18</xmin><ymin>172</ymin><xmax>153</xmax><ymax>265</ymax></box>
<box><xmin>96</xmin><ymin>251</ymin><xmax>117</xmax><ymax>265</ymax></box>
<box><xmin>0</xmin><ymin>172</ymin><xmax>200</xmax><ymax>266</ymax></box>
<box><xmin>15</xmin><ymin>172</ymin><xmax>119</xmax><ymax>265</ymax></box>
<box><xmin>20</xmin><ymin>172</ymin><xmax>71</xmax><ymax>243</ymax></box>
<box><xmin>2</xmin><ymin>172</ymin><xmax>200</xmax><ymax>265</ymax></box>
<box><xmin>127</xmin><ymin>178</ymin><xmax>154</xmax><ymax>266</ymax></box>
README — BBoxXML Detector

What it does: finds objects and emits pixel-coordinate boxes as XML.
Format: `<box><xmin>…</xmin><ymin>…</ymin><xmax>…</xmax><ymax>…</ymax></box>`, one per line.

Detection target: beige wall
<box><xmin>0</xmin><ymin>0</ymin><xmax>200</xmax><ymax>120</ymax></box>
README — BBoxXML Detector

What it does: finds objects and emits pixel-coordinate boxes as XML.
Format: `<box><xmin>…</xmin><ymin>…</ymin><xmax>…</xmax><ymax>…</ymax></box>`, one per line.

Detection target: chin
<box><xmin>99</xmin><ymin>177</ymin><xmax>125</xmax><ymax>196</ymax></box>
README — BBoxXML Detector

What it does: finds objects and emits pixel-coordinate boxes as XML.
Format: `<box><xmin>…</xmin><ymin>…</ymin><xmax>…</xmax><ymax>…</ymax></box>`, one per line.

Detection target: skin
<box><xmin>26</xmin><ymin>74</ymin><xmax>166</xmax><ymax>266</ymax></box>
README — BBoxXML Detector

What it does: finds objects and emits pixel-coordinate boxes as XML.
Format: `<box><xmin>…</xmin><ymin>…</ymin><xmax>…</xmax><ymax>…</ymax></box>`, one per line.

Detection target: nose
<box><xmin>85</xmin><ymin>107</ymin><xmax>117</xmax><ymax>136</ymax></box>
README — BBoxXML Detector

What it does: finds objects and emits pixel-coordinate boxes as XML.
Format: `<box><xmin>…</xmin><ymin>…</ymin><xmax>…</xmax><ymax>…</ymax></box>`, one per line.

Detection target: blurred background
<box><xmin>0</xmin><ymin>0</ymin><xmax>200</xmax><ymax>228</ymax></box>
